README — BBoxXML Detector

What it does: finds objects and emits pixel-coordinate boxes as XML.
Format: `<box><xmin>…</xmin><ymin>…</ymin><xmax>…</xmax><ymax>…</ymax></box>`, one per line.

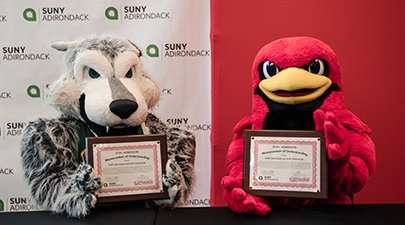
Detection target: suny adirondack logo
<box><xmin>105</xmin><ymin>5</ymin><xmax>170</xmax><ymax>21</ymax></box>
<box><xmin>23</xmin><ymin>7</ymin><xmax>89</xmax><ymax>22</ymax></box>
<box><xmin>27</xmin><ymin>85</ymin><xmax>41</xmax><ymax>98</ymax></box>
<box><xmin>105</xmin><ymin>6</ymin><xmax>119</xmax><ymax>20</ymax></box>
<box><xmin>145</xmin><ymin>43</ymin><xmax>210</xmax><ymax>58</ymax></box>
<box><xmin>23</xmin><ymin>8</ymin><xmax>36</xmax><ymax>21</ymax></box>
<box><xmin>2</xmin><ymin>46</ymin><xmax>50</xmax><ymax>62</ymax></box>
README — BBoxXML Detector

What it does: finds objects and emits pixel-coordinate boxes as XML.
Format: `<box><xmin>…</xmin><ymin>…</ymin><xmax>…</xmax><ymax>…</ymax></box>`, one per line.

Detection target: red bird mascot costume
<box><xmin>221</xmin><ymin>37</ymin><xmax>376</xmax><ymax>215</ymax></box>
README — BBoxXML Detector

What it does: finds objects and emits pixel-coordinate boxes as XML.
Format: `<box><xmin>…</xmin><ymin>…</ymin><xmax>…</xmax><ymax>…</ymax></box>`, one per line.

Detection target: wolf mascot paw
<box><xmin>20</xmin><ymin>36</ymin><xmax>196</xmax><ymax>218</ymax></box>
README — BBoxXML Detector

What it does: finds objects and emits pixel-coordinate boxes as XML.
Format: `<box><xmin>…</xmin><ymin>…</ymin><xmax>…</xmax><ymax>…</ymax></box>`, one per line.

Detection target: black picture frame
<box><xmin>243</xmin><ymin>130</ymin><xmax>327</xmax><ymax>199</ymax></box>
<box><xmin>86</xmin><ymin>134</ymin><xmax>169</xmax><ymax>203</ymax></box>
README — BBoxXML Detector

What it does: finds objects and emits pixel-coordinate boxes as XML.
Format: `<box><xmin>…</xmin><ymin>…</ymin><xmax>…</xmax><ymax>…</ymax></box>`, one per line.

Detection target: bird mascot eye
<box><xmin>261</xmin><ymin>61</ymin><xmax>279</xmax><ymax>78</ymax></box>
<box><xmin>307</xmin><ymin>59</ymin><xmax>325</xmax><ymax>75</ymax></box>
<box><xmin>88</xmin><ymin>68</ymin><xmax>101</xmax><ymax>79</ymax></box>
<box><xmin>125</xmin><ymin>68</ymin><xmax>133</xmax><ymax>78</ymax></box>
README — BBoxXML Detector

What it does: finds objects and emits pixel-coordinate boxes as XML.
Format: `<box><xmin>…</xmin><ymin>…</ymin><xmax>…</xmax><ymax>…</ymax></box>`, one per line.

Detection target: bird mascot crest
<box><xmin>20</xmin><ymin>36</ymin><xmax>196</xmax><ymax>218</ymax></box>
<box><xmin>221</xmin><ymin>36</ymin><xmax>376</xmax><ymax>215</ymax></box>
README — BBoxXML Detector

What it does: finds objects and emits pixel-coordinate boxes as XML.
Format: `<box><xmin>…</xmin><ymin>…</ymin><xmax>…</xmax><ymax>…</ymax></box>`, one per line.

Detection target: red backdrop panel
<box><xmin>211</xmin><ymin>0</ymin><xmax>405</xmax><ymax>206</ymax></box>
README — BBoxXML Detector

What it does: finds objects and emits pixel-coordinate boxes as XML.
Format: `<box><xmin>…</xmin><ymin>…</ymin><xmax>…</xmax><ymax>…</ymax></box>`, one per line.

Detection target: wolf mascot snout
<box><xmin>20</xmin><ymin>36</ymin><xmax>196</xmax><ymax>218</ymax></box>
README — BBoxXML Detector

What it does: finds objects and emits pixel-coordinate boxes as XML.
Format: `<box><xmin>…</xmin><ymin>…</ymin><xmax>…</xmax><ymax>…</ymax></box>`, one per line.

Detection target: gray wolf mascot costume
<box><xmin>20</xmin><ymin>36</ymin><xmax>196</xmax><ymax>218</ymax></box>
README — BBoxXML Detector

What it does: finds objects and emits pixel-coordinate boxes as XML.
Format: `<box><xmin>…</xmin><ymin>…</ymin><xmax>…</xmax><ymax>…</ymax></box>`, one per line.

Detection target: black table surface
<box><xmin>0</xmin><ymin>203</ymin><xmax>404</xmax><ymax>225</ymax></box>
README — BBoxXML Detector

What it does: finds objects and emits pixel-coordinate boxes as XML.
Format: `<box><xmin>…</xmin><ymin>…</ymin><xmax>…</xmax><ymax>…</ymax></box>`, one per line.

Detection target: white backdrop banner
<box><xmin>0</xmin><ymin>0</ymin><xmax>211</xmax><ymax>212</ymax></box>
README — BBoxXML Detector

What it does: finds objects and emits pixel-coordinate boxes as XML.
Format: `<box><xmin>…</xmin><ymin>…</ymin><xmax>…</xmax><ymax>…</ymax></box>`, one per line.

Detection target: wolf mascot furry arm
<box><xmin>20</xmin><ymin>37</ymin><xmax>196</xmax><ymax>218</ymax></box>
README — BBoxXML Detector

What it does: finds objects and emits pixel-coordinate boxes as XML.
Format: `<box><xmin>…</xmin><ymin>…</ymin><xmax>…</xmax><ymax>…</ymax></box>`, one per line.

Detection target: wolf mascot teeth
<box><xmin>20</xmin><ymin>37</ymin><xmax>196</xmax><ymax>218</ymax></box>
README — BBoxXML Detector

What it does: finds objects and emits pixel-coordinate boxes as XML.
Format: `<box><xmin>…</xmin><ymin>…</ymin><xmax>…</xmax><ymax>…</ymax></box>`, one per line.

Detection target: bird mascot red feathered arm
<box><xmin>222</xmin><ymin>116</ymin><xmax>271</xmax><ymax>215</ymax></box>
<box><xmin>314</xmin><ymin>92</ymin><xmax>376</xmax><ymax>203</ymax></box>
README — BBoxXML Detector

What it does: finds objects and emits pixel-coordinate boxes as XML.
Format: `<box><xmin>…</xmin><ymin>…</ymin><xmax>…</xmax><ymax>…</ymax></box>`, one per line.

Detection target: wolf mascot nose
<box><xmin>107</xmin><ymin>77</ymin><xmax>139</xmax><ymax>119</ymax></box>
<box><xmin>109</xmin><ymin>99</ymin><xmax>138</xmax><ymax>119</ymax></box>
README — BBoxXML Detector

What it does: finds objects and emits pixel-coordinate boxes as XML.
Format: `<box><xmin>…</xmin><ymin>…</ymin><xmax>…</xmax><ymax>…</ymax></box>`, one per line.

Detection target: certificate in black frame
<box><xmin>86</xmin><ymin>134</ymin><xmax>169</xmax><ymax>203</ymax></box>
<box><xmin>243</xmin><ymin>130</ymin><xmax>327</xmax><ymax>199</ymax></box>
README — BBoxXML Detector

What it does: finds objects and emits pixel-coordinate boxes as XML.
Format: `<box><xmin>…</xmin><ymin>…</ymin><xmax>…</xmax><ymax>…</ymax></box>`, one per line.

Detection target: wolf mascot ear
<box><xmin>51</xmin><ymin>41</ymin><xmax>78</xmax><ymax>51</ymax></box>
<box><xmin>20</xmin><ymin>36</ymin><xmax>196</xmax><ymax>218</ymax></box>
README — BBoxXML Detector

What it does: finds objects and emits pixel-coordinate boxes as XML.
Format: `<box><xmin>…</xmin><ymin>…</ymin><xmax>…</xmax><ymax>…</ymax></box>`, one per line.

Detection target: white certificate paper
<box><xmin>243</xmin><ymin>130</ymin><xmax>327</xmax><ymax>198</ymax></box>
<box><xmin>92</xmin><ymin>140</ymin><xmax>164</xmax><ymax>197</ymax></box>
<box><xmin>249</xmin><ymin>136</ymin><xmax>321</xmax><ymax>193</ymax></box>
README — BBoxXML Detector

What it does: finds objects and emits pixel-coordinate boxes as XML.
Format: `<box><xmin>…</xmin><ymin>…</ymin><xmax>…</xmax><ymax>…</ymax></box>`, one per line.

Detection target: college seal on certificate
<box><xmin>86</xmin><ymin>134</ymin><xmax>169</xmax><ymax>203</ymax></box>
<box><xmin>243</xmin><ymin>130</ymin><xmax>327</xmax><ymax>198</ymax></box>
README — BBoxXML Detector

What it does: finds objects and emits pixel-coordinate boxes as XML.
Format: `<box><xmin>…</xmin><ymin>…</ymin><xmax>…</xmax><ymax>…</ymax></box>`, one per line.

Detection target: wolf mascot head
<box><xmin>49</xmin><ymin>37</ymin><xmax>160</xmax><ymax>136</ymax></box>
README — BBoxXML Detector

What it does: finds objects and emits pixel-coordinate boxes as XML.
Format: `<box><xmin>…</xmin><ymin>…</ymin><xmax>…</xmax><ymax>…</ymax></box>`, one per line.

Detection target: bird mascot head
<box><xmin>252</xmin><ymin>36</ymin><xmax>344</xmax><ymax>130</ymax></box>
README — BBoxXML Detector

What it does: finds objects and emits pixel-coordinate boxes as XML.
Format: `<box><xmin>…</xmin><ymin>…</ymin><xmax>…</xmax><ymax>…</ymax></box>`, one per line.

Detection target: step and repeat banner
<box><xmin>0</xmin><ymin>0</ymin><xmax>211</xmax><ymax>212</ymax></box>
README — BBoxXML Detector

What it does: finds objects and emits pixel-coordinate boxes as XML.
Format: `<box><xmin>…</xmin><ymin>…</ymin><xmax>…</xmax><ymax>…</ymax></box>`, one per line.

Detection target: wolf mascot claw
<box><xmin>20</xmin><ymin>36</ymin><xmax>196</xmax><ymax>218</ymax></box>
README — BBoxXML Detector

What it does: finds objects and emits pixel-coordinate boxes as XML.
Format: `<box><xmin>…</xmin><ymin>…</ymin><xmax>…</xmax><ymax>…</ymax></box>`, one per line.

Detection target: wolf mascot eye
<box><xmin>88</xmin><ymin>68</ymin><xmax>101</xmax><ymax>79</ymax></box>
<box><xmin>125</xmin><ymin>68</ymin><xmax>134</xmax><ymax>78</ymax></box>
<box><xmin>20</xmin><ymin>36</ymin><xmax>196</xmax><ymax>218</ymax></box>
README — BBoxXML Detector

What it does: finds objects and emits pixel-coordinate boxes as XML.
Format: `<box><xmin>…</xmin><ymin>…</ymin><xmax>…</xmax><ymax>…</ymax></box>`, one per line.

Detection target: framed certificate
<box><xmin>243</xmin><ymin>130</ymin><xmax>327</xmax><ymax>198</ymax></box>
<box><xmin>86</xmin><ymin>134</ymin><xmax>169</xmax><ymax>203</ymax></box>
